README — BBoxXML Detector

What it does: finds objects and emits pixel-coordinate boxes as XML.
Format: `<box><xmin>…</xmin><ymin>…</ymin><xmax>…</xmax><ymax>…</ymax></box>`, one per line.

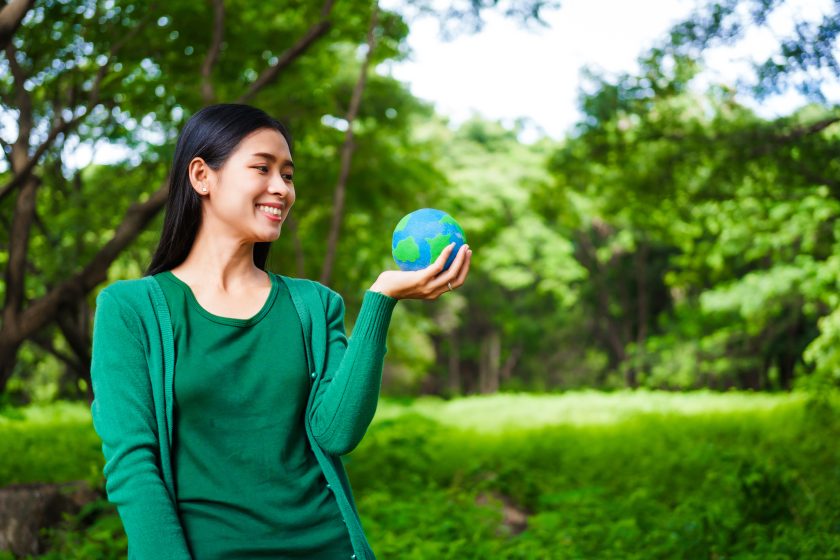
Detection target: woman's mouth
<box><xmin>256</xmin><ymin>204</ymin><xmax>283</xmax><ymax>222</ymax></box>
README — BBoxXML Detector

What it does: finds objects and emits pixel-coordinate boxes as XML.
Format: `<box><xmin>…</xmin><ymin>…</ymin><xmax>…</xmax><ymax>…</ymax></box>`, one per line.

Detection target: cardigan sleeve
<box><xmin>309</xmin><ymin>288</ymin><xmax>398</xmax><ymax>455</ymax></box>
<box><xmin>90</xmin><ymin>289</ymin><xmax>192</xmax><ymax>560</ymax></box>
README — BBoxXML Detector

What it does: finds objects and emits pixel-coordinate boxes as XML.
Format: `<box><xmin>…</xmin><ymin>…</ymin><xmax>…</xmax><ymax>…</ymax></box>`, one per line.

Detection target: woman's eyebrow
<box><xmin>251</xmin><ymin>152</ymin><xmax>295</xmax><ymax>169</ymax></box>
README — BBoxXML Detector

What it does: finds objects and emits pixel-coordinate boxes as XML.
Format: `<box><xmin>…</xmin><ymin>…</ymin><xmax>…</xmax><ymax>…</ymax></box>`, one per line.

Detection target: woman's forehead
<box><xmin>237</xmin><ymin>128</ymin><xmax>291</xmax><ymax>157</ymax></box>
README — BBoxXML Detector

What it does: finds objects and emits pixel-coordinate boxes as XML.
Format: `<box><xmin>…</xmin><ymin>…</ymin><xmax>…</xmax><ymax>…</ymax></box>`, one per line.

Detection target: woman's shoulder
<box><xmin>98</xmin><ymin>277</ymin><xmax>153</xmax><ymax>298</ymax></box>
<box><xmin>272</xmin><ymin>273</ymin><xmax>341</xmax><ymax>303</ymax></box>
<box><xmin>95</xmin><ymin>277</ymin><xmax>158</xmax><ymax>316</ymax></box>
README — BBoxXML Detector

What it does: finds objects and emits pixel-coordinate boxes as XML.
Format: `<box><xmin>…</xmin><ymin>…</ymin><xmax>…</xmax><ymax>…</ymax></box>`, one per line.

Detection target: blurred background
<box><xmin>1</xmin><ymin>0</ymin><xmax>839</xmax><ymax>558</ymax></box>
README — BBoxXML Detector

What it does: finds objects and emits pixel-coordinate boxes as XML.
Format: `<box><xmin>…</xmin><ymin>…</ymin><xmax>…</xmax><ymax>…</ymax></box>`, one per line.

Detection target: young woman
<box><xmin>90</xmin><ymin>103</ymin><xmax>471</xmax><ymax>560</ymax></box>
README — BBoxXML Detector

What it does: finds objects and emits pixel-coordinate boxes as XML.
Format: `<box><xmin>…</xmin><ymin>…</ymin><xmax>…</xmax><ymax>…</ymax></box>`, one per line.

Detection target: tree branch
<box><xmin>55</xmin><ymin>304</ymin><xmax>92</xmax><ymax>373</ymax></box>
<box><xmin>0</xmin><ymin>0</ymin><xmax>34</xmax><ymax>51</ymax></box>
<box><xmin>236</xmin><ymin>0</ymin><xmax>337</xmax><ymax>104</ymax></box>
<box><xmin>3</xmin><ymin>174</ymin><xmax>39</xmax><ymax>323</ymax></box>
<box><xmin>320</xmin><ymin>2</ymin><xmax>379</xmax><ymax>286</ymax></box>
<box><xmin>0</xmin><ymin>10</ymin><xmax>153</xmax><ymax>204</ymax></box>
<box><xmin>15</xmin><ymin>180</ymin><xmax>169</xmax><ymax>344</ymax></box>
<box><xmin>31</xmin><ymin>331</ymin><xmax>83</xmax><ymax>373</ymax></box>
<box><xmin>4</xmin><ymin>43</ymin><xmax>31</xmax><ymax>151</ymax></box>
<box><xmin>201</xmin><ymin>0</ymin><xmax>225</xmax><ymax>105</ymax></box>
<box><xmin>770</xmin><ymin>116</ymin><xmax>840</xmax><ymax>145</ymax></box>
<box><xmin>0</xmin><ymin>135</ymin><xmax>12</xmax><ymax>168</ymax></box>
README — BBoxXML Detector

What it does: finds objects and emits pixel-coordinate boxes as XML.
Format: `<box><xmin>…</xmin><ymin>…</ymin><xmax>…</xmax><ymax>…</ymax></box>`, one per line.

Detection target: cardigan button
<box><xmin>350</xmin><ymin>555</ymin><xmax>356</xmax><ymax>560</ymax></box>
<box><xmin>310</xmin><ymin>371</ymin><xmax>317</xmax><ymax>379</ymax></box>
<box><xmin>326</xmin><ymin>483</ymin><xmax>332</xmax><ymax>490</ymax></box>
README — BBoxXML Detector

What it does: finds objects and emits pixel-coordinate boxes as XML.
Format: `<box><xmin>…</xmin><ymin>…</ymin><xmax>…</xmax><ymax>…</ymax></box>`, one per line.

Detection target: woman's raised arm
<box><xmin>309</xmin><ymin>243</ymin><xmax>471</xmax><ymax>454</ymax></box>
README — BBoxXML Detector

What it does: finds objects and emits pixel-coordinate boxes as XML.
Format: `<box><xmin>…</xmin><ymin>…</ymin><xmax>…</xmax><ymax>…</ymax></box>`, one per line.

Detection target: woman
<box><xmin>90</xmin><ymin>103</ymin><xmax>471</xmax><ymax>560</ymax></box>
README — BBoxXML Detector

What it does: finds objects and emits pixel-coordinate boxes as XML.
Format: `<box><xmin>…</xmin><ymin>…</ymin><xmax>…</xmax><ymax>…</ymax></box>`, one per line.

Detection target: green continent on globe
<box><xmin>394</xmin><ymin>214</ymin><xmax>412</xmax><ymax>233</ymax></box>
<box><xmin>393</xmin><ymin>237</ymin><xmax>420</xmax><ymax>263</ymax></box>
<box><xmin>427</xmin><ymin>233</ymin><xmax>451</xmax><ymax>261</ymax></box>
<box><xmin>440</xmin><ymin>214</ymin><xmax>460</xmax><ymax>228</ymax></box>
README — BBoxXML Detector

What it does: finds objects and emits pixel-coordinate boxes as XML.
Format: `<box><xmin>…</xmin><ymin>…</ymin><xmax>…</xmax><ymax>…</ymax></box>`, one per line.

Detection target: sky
<box><xmin>378</xmin><ymin>0</ymin><xmax>838</xmax><ymax>141</ymax></box>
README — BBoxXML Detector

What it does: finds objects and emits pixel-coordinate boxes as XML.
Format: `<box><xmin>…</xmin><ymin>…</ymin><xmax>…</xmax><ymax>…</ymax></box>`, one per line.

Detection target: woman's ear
<box><xmin>188</xmin><ymin>157</ymin><xmax>212</xmax><ymax>196</ymax></box>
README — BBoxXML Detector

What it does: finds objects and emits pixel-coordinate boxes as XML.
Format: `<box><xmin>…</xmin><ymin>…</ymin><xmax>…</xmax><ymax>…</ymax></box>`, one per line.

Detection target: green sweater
<box><xmin>90</xmin><ymin>273</ymin><xmax>397</xmax><ymax>560</ymax></box>
<box><xmin>156</xmin><ymin>270</ymin><xmax>353</xmax><ymax>558</ymax></box>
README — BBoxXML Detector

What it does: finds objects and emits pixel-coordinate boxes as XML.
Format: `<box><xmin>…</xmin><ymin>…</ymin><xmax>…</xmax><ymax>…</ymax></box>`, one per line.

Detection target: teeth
<box><xmin>257</xmin><ymin>204</ymin><xmax>282</xmax><ymax>216</ymax></box>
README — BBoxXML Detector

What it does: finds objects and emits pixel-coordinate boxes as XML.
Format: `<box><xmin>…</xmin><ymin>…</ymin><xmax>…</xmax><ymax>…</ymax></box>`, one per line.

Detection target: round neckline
<box><xmin>159</xmin><ymin>270</ymin><xmax>280</xmax><ymax>327</ymax></box>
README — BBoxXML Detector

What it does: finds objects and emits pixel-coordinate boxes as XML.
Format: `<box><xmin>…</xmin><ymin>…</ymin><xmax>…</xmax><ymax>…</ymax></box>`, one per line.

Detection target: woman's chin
<box><xmin>259</xmin><ymin>227</ymin><xmax>282</xmax><ymax>242</ymax></box>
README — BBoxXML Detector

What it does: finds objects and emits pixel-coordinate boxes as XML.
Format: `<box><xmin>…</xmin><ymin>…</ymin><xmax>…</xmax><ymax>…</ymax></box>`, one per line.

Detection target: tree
<box><xmin>0</xmin><ymin>0</ymin><xmax>386</xmax><ymax>398</ymax></box>
<box><xmin>0</xmin><ymin>0</ymin><xmax>558</xmax><ymax>401</ymax></box>
<box><xmin>539</xmin><ymin>7</ymin><xmax>840</xmax><ymax>389</ymax></box>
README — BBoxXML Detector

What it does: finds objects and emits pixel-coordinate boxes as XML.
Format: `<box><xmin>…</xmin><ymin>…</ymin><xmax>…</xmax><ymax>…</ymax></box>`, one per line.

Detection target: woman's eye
<box><xmin>282</xmin><ymin>173</ymin><xmax>294</xmax><ymax>182</ymax></box>
<box><xmin>255</xmin><ymin>165</ymin><xmax>269</xmax><ymax>173</ymax></box>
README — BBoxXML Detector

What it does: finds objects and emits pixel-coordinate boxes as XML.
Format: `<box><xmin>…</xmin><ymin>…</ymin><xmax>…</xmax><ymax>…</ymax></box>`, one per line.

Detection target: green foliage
<box><xmin>37</xmin><ymin>500</ymin><xmax>127</xmax><ymax>560</ymax></box>
<box><xmin>357</xmin><ymin>392</ymin><xmax>840</xmax><ymax>559</ymax></box>
<box><xmin>402</xmin><ymin>118</ymin><xmax>587</xmax><ymax>393</ymax></box>
<box><xmin>0</xmin><ymin>402</ymin><xmax>102</xmax><ymax>487</ymax></box>
<box><xmin>540</xmin><ymin>30</ymin><xmax>840</xmax><ymax>390</ymax></box>
<box><xmin>1</xmin><ymin>0</ymin><xmax>452</xmax><ymax>400</ymax></box>
<box><xmin>4</xmin><ymin>394</ymin><xmax>839</xmax><ymax>558</ymax></box>
<box><xmin>4</xmin><ymin>0</ymin><xmax>839</xmax><ymax>400</ymax></box>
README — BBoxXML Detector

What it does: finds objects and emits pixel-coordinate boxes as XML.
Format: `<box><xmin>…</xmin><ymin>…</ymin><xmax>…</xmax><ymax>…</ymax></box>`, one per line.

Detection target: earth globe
<box><xmin>391</xmin><ymin>208</ymin><xmax>467</xmax><ymax>272</ymax></box>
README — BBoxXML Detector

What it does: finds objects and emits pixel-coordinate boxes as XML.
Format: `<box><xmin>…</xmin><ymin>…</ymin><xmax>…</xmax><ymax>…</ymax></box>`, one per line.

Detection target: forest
<box><xmin>1</xmin><ymin>0</ymin><xmax>839</xmax><ymax>558</ymax></box>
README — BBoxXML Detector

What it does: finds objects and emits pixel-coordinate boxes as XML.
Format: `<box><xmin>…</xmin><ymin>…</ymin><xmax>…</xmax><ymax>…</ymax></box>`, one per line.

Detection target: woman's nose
<box><xmin>268</xmin><ymin>175</ymin><xmax>292</xmax><ymax>196</ymax></box>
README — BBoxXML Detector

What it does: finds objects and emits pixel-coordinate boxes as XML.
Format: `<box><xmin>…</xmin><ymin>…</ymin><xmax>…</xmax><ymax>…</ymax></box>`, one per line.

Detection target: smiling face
<box><xmin>191</xmin><ymin>127</ymin><xmax>295</xmax><ymax>243</ymax></box>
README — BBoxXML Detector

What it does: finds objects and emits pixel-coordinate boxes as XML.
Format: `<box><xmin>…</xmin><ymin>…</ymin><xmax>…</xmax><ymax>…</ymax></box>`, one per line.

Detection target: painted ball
<box><xmin>391</xmin><ymin>208</ymin><xmax>467</xmax><ymax>272</ymax></box>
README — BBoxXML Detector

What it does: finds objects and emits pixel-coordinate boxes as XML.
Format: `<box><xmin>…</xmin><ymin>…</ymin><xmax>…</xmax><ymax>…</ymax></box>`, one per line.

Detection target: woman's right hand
<box><xmin>369</xmin><ymin>242</ymin><xmax>472</xmax><ymax>300</ymax></box>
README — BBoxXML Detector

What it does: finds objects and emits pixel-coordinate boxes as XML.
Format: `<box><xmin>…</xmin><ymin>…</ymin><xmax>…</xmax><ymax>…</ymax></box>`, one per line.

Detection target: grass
<box><xmin>1</xmin><ymin>391</ymin><xmax>838</xmax><ymax>559</ymax></box>
<box><xmin>373</xmin><ymin>389</ymin><xmax>810</xmax><ymax>430</ymax></box>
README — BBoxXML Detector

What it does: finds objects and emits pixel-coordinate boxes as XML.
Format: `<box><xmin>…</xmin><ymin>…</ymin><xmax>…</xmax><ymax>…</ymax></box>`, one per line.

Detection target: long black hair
<box><xmin>145</xmin><ymin>104</ymin><xmax>293</xmax><ymax>276</ymax></box>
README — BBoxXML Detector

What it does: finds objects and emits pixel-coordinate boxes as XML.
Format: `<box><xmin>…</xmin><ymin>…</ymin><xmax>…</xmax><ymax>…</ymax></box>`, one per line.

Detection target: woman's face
<box><xmin>198</xmin><ymin>127</ymin><xmax>295</xmax><ymax>243</ymax></box>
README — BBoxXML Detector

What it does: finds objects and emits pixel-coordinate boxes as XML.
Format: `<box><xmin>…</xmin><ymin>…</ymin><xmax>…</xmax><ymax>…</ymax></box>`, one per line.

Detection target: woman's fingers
<box><xmin>451</xmin><ymin>247</ymin><xmax>472</xmax><ymax>288</ymax></box>
<box><xmin>425</xmin><ymin>242</ymin><xmax>457</xmax><ymax>280</ymax></box>
<box><xmin>431</xmin><ymin>244</ymin><xmax>470</xmax><ymax>293</ymax></box>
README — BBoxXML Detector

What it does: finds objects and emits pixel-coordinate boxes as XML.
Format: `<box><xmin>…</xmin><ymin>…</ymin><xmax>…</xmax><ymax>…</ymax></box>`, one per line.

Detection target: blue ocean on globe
<box><xmin>391</xmin><ymin>208</ymin><xmax>467</xmax><ymax>272</ymax></box>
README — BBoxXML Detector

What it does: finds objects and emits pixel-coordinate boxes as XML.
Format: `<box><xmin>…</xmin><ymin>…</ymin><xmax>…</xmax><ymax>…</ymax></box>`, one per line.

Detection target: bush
<box><xmin>2</xmin><ymin>392</ymin><xmax>839</xmax><ymax>558</ymax></box>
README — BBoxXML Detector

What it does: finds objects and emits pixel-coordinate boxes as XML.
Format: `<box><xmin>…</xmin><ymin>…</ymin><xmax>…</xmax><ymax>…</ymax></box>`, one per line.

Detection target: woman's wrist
<box><xmin>368</xmin><ymin>281</ymin><xmax>397</xmax><ymax>299</ymax></box>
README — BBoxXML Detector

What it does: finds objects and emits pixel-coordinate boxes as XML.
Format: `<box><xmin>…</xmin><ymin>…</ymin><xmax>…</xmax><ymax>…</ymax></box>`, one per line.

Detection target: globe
<box><xmin>392</xmin><ymin>208</ymin><xmax>467</xmax><ymax>272</ymax></box>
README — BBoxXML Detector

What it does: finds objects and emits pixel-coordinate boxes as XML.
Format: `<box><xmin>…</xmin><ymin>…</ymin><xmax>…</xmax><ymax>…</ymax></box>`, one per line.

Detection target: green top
<box><xmin>90</xmin><ymin>273</ymin><xmax>397</xmax><ymax>560</ymax></box>
<box><xmin>154</xmin><ymin>270</ymin><xmax>353</xmax><ymax>558</ymax></box>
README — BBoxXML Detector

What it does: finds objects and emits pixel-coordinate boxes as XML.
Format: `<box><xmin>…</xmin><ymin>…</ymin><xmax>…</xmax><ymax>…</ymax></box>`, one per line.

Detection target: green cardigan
<box><xmin>90</xmin><ymin>274</ymin><xmax>397</xmax><ymax>560</ymax></box>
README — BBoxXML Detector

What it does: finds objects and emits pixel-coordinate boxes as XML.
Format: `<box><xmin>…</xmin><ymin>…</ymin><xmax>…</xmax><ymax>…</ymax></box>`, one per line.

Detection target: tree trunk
<box><xmin>320</xmin><ymin>3</ymin><xmax>378</xmax><ymax>286</ymax></box>
<box><xmin>448</xmin><ymin>329</ymin><xmax>461</xmax><ymax>395</ymax></box>
<box><xmin>0</xmin><ymin>174</ymin><xmax>39</xmax><ymax>387</ymax></box>
<box><xmin>575</xmin><ymin>229</ymin><xmax>628</xmax><ymax>372</ymax></box>
<box><xmin>56</xmin><ymin>302</ymin><xmax>93</xmax><ymax>401</ymax></box>
<box><xmin>630</xmin><ymin>240</ymin><xmax>649</xmax><ymax>389</ymax></box>
<box><xmin>478</xmin><ymin>330</ymin><xmax>501</xmax><ymax>393</ymax></box>
<box><xmin>488</xmin><ymin>330</ymin><xmax>501</xmax><ymax>392</ymax></box>
<box><xmin>500</xmin><ymin>343</ymin><xmax>523</xmax><ymax>382</ymax></box>
<box><xmin>0</xmin><ymin>481</ymin><xmax>100</xmax><ymax>557</ymax></box>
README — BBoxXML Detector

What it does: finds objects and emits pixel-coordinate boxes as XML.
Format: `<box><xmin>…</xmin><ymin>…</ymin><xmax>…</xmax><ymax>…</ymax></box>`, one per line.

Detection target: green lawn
<box><xmin>2</xmin><ymin>391</ymin><xmax>838</xmax><ymax>559</ymax></box>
